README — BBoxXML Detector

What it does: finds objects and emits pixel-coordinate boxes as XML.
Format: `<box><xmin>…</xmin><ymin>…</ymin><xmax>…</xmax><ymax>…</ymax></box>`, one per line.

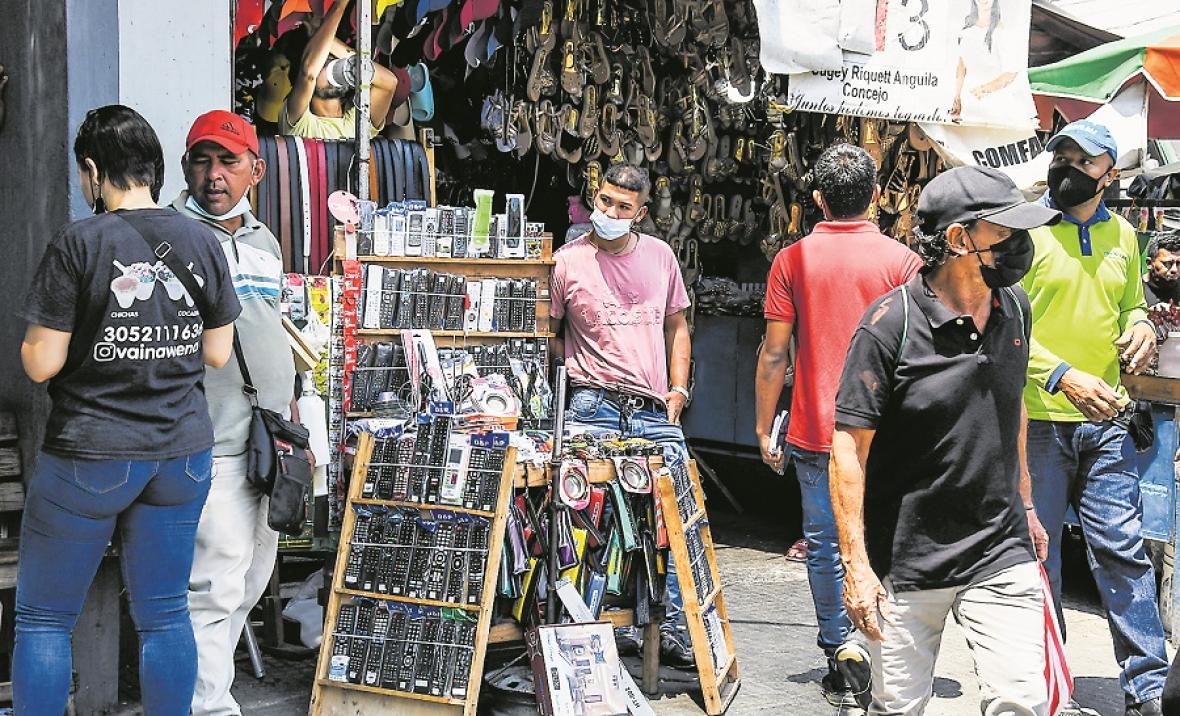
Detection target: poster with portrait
<box><xmin>785</xmin><ymin>0</ymin><xmax>1039</xmax><ymax>129</ymax></box>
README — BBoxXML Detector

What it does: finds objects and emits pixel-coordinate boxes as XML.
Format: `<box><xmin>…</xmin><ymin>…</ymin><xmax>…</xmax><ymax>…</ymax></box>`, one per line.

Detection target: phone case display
<box><xmin>357</xmin><ymin>267</ymin><xmax>540</xmax><ymax>333</ymax></box>
<box><xmin>312</xmin><ymin>430</ymin><xmax>516</xmax><ymax>715</ymax></box>
<box><xmin>358</xmin><ymin>201</ymin><xmax>545</xmax><ymax>261</ymax></box>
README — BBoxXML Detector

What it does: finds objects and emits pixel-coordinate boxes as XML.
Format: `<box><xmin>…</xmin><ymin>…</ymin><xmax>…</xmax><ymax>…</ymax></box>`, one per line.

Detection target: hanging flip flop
<box><xmin>697</xmin><ymin>194</ymin><xmax>715</xmax><ymax>241</ymax></box>
<box><xmin>527</xmin><ymin>43</ymin><xmax>554</xmax><ymax>103</ymax></box>
<box><xmin>514</xmin><ymin>101</ymin><xmax>534</xmax><ymax>157</ymax></box>
<box><xmin>587</xmin><ymin>33</ymin><xmax>611</xmax><ymax>86</ymax></box>
<box><xmin>535</xmin><ymin>100</ymin><xmax>559</xmax><ymax>156</ymax></box>
<box><xmin>583</xmin><ymin>160</ymin><xmax>602</xmax><ymax>204</ymax></box>
<box><xmin>597</xmin><ymin>103</ymin><xmax>621</xmax><ymax>157</ymax></box>
<box><xmin>407</xmin><ymin>63</ymin><xmax>434</xmax><ymax>121</ymax></box>
<box><xmin>727</xmin><ymin>194</ymin><xmax>744</xmax><ymax>242</ymax></box>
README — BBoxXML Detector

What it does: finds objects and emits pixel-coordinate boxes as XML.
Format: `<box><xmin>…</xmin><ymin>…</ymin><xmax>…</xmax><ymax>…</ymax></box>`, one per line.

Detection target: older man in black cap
<box><xmin>830</xmin><ymin>166</ymin><xmax>1060</xmax><ymax>715</ymax></box>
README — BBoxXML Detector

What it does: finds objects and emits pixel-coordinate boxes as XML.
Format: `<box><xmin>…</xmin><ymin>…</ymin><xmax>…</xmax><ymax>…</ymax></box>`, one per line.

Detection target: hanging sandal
<box><xmin>740</xmin><ymin>196</ymin><xmax>758</xmax><ymax>246</ymax></box>
<box><xmin>587</xmin><ymin>33</ymin><xmax>611</xmax><ymax>85</ymax></box>
<box><xmin>535</xmin><ymin>100</ymin><xmax>559</xmax><ymax>156</ymax></box>
<box><xmin>598</xmin><ymin>103</ymin><xmax>622</xmax><ymax>157</ymax></box>
<box><xmin>578</xmin><ymin>84</ymin><xmax>599</xmax><ymax>139</ymax></box>
<box><xmin>667</xmin><ymin>119</ymin><xmax>688</xmax><ymax>175</ymax></box>
<box><xmin>767</xmin><ymin>129</ymin><xmax>787</xmax><ymax>173</ymax></box>
<box><xmin>514</xmin><ymin>101</ymin><xmax>534</xmax><ymax>157</ymax></box>
<box><xmin>583</xmin><ymin>160</ymin><xmax>602</xmax><ymax>204</ymax></box>
<box><xmin>555</xmin><ymin>105</ymin><xmax>584</xmax><ymax>163</ymax></box>
<box><xmin>727</xmin><ymin>194</ymin><xmax>744</xmax><ymax>241</ymax></box>
<box><xmin>711</xmin><ymin>193</ymin><xmax>728</xmax><ymax>241</ymax></box>
<box><xmin>527</xmin><ymin>44</ymin><xmax>554</xmax><ymax>102</ymax></box>
<box><xmin>697</xmin><ymin>194</ymin><xmax>715</xmax><ymax>241</ymax></box>
<box><xmin>559</xmin><ymin>40</ymin><xmax>583</xmax><ymax>99</ymax></box>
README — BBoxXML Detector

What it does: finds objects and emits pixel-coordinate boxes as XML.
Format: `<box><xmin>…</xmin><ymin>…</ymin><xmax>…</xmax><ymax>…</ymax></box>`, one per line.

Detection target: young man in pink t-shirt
<box><xmin>551</xmin><ymin>162</ymin><xmax>695</xmax><ymax>667</ymax></box>
<box><xmin>755</xmin><ymin>144</ymin><xmax>922</xmax><ymax>708</ymax></box>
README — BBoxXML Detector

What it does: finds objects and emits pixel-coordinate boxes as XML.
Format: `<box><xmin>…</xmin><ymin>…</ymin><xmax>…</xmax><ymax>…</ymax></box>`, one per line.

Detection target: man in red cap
<box><xmin>172</xmin><ymin>110</ymin><xmax>301</xmax><ymax>715</ymax></box>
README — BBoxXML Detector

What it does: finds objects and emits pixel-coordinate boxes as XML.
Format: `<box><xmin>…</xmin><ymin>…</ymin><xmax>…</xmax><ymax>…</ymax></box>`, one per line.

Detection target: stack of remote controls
<box><xmin>343</xmin><ymin>505</ymin><xmax>491</xmax><ymax>605</ymax></box>
<box><xmin>359</xmin><ymin>265</ymin><xmax>539</xmax><ymax>333</ymax></box>
<box><xmin>330</xmin><ymin>600</ymin><xmax>477</xmax><ymax>699</ymax></box>
<box><xmin>684</xmin><ymin>521</ymin><xmax>715</xmax><ymax>606</ymax></box>
<box><xmin>359</xmin><ymin>421</ymin><xmax>506</xmax><ymax>511</ymax></box>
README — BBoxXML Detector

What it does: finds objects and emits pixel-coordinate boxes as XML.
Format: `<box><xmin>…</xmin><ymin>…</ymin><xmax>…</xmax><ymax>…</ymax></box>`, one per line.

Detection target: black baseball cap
<box><xmin>917</xmin><ymin>166</ymin><xmax>1060</xmax><ymax>233</ymax></box>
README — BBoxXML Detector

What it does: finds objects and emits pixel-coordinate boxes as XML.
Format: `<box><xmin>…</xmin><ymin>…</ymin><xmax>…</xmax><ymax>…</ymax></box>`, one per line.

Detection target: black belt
<box><xmin>390</xmin><ymin>138</ymin><xmax>406</xmax><ymax>203</ymax></box>
<box><xmin>412</xmin><ymin>140</ymin><xmax>431</xmax><ymax>204</ymax></box>
<box><xmin>572</xmin><ymin>385</ymin><xmax>659</xmax><ymax>413</ymax></box>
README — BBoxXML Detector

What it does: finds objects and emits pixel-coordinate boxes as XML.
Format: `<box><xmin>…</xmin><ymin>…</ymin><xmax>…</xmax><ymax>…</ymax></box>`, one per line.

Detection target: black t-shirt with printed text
<box><xmin>22</xmin><ymin>209</ymin><xmax>241</xmax><ymax>460</ymax></box>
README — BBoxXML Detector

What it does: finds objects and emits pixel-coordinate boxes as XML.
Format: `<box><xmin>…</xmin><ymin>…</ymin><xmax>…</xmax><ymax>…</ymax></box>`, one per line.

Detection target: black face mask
<box><xmin>966</xmin><ymin>230</ymin><xmax>1033</xmax><ymax>289</ymax></box>
<box><xmin>1047</xmin><ymin>164</ymin><xmax>1104</xmax><ymax>208</ymax></box>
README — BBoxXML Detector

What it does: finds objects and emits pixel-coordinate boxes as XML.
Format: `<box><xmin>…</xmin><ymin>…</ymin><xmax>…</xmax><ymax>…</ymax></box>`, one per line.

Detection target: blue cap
<box><xmin>1045</xmin><ymin>120</ymin><xmax>1118</xmax><ymax>163</ymax></box>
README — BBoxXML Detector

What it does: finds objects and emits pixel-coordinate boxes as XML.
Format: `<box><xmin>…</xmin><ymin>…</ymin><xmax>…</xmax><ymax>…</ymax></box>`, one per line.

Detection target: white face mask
<box><xmin>186</xmin><ymin>194</ymin><xmax>251</xmax><ymax>222</ymax></box>
<box><xmin>590</xmin><ymin>208</ymin><xmax>633</xmax><ymax>241</ymax></box>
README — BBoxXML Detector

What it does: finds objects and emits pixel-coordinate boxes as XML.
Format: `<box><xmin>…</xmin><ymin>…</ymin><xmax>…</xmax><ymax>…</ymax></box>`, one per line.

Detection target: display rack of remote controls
<box><xmin>311</xmin><ymin>428</ymin><xmax>516</xmax><ymax>716</ymax></box>
<box><xmin>657</xmin><ymin>458</ymin><xmax>741</xmax><ymax>715</ymax></box>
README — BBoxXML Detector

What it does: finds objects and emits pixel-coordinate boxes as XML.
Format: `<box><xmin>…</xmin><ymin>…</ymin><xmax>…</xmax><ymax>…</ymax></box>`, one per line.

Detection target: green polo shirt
<box><xmin>279</xmin><ymin>104</ymin><xmax>382</xmax><ymax>139</ymax></box>
<box><xmin>1021</xmin><ymin>208</ymin><xmax>1148</xmax><ymax>422</ymax></box>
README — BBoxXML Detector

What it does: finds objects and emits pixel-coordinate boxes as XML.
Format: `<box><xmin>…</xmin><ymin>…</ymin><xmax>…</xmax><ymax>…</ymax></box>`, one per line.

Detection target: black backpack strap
<box><xmin>232</xmin><ymin>330</ymin><xmax>260</xmax><ymax>407</ymax></box>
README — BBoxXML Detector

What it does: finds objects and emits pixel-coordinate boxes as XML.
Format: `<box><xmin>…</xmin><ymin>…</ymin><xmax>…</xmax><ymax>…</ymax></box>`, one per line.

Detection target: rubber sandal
<box><xmin>635</xmin><ymin>95</ymin><xmax>657</xmax><ymax>148</ymax></box>
<box><xmin>684</xmin><ymin>175</ymin><xmax>704</xmax><ymax>231</ymax></box>
<box><xmin>682</xmin><ymin>238</ymin><xmax>701</xmax><ymax>286</ymax></box>
<box><xmin>559</xmin><ymin>40</ymin><xmax>583</xmax><ymax>99</ymax></box>
<box><xmin>528</xmin><ymin>0</ymin><xmax>557</xmax><ymax>53</ymax></box>
<box><xmin>496</xmin><ymin>99</ymin><xmax>518</xmax><ymax>154</ymax></box>
<box><xmin>717</xmin><ymin>134</ymin><xmax>733</xmax><ymax>177</ymax></box>
<box><xmin>422</xmin><ymin>8</ymin><xmax>450</xmax><ymax>61</ymax></box>
<box><xmin>527</xmin><ymin>44</ymin><xmax>554</xmax><ymax>102</ymax></box>
<box><xmin>464</xmin><ymin>20</ymin><xmax>493</xmax><ymax>67</ymax></box>
<box><xmin>644</xmin><ymin>134</ymin><xmax>663</xmax><ymax>163</ymax></box>
<box><xmin>582</xmin><ymin>132</ymin><xmax>601</xmax><ymax>161</ymax></box>
<box><xmin>652</xmin><ymin>176</ymin><xmax>673</xmax><ymax>225</ymax></box>
<box><xmin>667</xmin><ymin>204</ymin><xmax>684</xmax><ymax>241</ymax></box>
<box><xmin>578</xmin><ymin>84</ymin><xmax>599</xmax><ymax>139</ymax></box>
<box><xmin>636</xmin><ymin>46</ymin><xmax>656</xmax><ymax>96</ymax></box>
<box><xmin>785</xmin><ymin>538</ymin><xmax>808</xmax><ymax>562</ymax></box>
<box><xmin>740</xmin><ymin>196</ymin><xmax>758</xmax><ymax>246</ymax></box>
<box><xmin>707</xmin><ymin>0</ymin><xmax>729</xmax><ymax>48</ymax></box>
<box><xmin>560</xmin><ymin>0</ymin><xmax>584</xmax><ymax>40</ymax></box>
<box><xmin>728</xmin><ymin>36</ymin><xmax>753</xmax><ymax>97</ymax></box>
<box><xmin>685</xmin><ymin>105</ymin><xmax>711</xmax><ymax>162</ymax></box>
<box><xmin>703</xmin><ymin>135</ymin><xmax>723</xmax><ymax>183</ymax></box>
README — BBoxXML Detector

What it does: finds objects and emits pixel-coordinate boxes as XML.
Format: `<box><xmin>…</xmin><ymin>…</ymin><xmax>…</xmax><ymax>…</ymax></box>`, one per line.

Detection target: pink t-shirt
<box><xmin>551</xmin><ymin>234</ymin><xmax>690</xmax><ymax>402</ymax></box>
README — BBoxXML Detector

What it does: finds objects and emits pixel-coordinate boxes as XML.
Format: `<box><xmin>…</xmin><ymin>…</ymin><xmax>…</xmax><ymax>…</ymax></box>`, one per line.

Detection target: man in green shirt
<box><xmin>1023</xmin><ymin>120</ymin><xmax>1167</xmax><ymax>716</ymax></box>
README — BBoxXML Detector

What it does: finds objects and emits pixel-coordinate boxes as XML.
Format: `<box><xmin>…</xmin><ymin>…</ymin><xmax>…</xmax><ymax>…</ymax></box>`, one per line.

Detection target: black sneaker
<box><xmin>820</xmin><ymin>669</ymin><xmax>857</xmax><ymax>708</ymax></box>
<box><xmin>834</xmin><ymin>641</ymin><xmax>873</xmax><ymax>711</ymax></box>
<box><xmin>1126</xmin><ymin>698</ymin><xmax>1162</xmax><ymax>716</ymax></box>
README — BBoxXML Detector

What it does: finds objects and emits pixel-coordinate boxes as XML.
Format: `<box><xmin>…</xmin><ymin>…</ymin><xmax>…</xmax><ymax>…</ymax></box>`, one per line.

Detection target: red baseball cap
<box><xmin>186</xmin><ymin>110</ymin><xmax>260</xmax><ymax>155</ymax></box>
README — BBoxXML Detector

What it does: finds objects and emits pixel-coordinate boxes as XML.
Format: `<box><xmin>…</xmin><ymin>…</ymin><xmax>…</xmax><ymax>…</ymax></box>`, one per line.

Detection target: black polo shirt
<box><xmin>834</xmin><ymin>275</ymin><xmax>1035</xmax><ymax>591</ymax></box>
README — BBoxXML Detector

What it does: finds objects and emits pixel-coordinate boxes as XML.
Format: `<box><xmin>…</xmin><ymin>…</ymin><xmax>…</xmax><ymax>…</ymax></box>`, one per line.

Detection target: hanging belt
<box><xmin>295</xmin><ymin>136</ymin><xmax>312</xmax><ymax>274</ymax></box>
<box><xmin>387</xmin><ymin>138</ymin><xmax>404</xmax><ymax>203</ymax></box>
<box><xmin>411</xmin><ymin>140</ymin><xmax>431</xmax><ymax>204</ymax></box>
<box><xmin>285</xmin><ymin>136</ymin><xmax>303</xmax><ymax>273</ymax></box>
<box><xmin>314</xmin><ymin>138</ymin><xmax>329</xmax><ymax>272</ymax></box>
<box><xmin>368</xmin><ymin>138</ymin><xmax>380</xmax><ymax>206</ymax></box>
<box><xmin>324</xmin><ymin>139</ymin><xmax>338</xmax><ymax>238</ymax></box>
<box><xmin>275</xmin><ymin>136</ymin><xmax>292</xmax><ymax>271</ymax></box>
<box><xmin>304</xmin><ymin>138</ymin><xmax>319</xmax><ymax>273</ymax></box>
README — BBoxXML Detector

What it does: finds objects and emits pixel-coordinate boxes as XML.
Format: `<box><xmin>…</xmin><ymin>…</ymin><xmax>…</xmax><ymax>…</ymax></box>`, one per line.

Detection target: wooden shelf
<box><xmin>314</xmin><ymin>679</ymin><xmax>467</xmax><ymax>706</ymax></box>
<box><xmin>487</xmin><ymin>608</ymin><xmax>637</xmax><ymax>644</ymax></box>
<box><xmin>352</xmin><ymin>497</ymin><xmax>495</xmax><ymax>518</ymax></box>
<box><xmin>357</xmin><ymin>329</ymin><xmax>555</xmax><ymax>339</ymax></box>
<box><xmin>358</xmin><ymin>255</ymin><xmax>555</xmax><ymax>266</ymax></box>
<box><xmin>337</xmin><ymin>587</ymin><xmax>481</xmax><ymax>612</ymax></box>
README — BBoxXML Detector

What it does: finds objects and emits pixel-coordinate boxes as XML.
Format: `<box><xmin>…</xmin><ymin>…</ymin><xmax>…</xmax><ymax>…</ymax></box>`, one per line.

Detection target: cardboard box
<box><xmin>528</xmin><ymin>621</ymin><xmax>628</xmax><ymax>716</ymax></box>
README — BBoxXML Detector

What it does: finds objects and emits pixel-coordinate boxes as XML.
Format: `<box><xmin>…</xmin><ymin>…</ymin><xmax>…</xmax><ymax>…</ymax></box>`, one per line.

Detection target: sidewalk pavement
<box><xmin>108</xmin><ymin>511</ymin><xmax>1153</xmax><ymax>715</ymax></box>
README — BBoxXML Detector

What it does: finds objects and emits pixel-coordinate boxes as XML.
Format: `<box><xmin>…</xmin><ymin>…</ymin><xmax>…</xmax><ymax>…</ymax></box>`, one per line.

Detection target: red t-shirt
<box><xmin>764</xmin><ymin>221</ymin><xmax>922</xmax><ymax>452</ymax></box>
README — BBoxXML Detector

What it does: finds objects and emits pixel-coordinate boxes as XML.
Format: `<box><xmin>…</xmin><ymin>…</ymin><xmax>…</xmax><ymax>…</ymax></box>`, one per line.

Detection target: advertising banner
<box><xmin>786</xmin><ymin>0</ymin><xmax>1039</xmax><ymax>129</ymax></box>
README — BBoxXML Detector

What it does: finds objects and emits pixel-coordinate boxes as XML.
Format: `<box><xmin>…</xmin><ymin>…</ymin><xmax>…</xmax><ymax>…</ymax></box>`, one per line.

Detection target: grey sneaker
<box><xmin>834</xmin><ymin>641</ymin><xmax>872</xmax><ymax>711</ymax></box>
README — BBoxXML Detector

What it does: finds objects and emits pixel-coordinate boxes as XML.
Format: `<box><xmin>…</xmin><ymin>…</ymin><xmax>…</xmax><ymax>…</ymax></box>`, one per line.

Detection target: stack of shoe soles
<box><xmin>253</xmin><ymin>136</ymin><xmax>432</xmax><ymax>274</ymax></box>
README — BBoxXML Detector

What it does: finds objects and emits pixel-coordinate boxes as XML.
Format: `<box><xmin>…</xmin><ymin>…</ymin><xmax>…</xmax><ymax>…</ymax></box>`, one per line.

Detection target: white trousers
<box><xmin>868</xmin><ymin>561</ymin><xmax>1048</xmax><ymax>716</ymax></box>
<box><xmin>188</xmin><ymin>454</ymin><xmax>279</xmax><ymax>716</ymax></box>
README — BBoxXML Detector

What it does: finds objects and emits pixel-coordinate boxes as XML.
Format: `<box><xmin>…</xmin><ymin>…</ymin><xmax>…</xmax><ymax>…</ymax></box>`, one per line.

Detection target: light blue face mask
<box><xmin>186</xmin><ymin>194</ymin><xmax>251</xmax><ymax>222</ymax></box>
<box><xmin>590</xmin><ymin>208</ymin><xmax>633</xmax><ymax>241</ymax></box>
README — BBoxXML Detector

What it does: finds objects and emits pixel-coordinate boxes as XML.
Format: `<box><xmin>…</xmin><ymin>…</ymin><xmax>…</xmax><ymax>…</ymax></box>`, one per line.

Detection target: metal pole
<box><xmin>547</xmin><ymin>366</ymin><xmax>568</xmax><ymax>623</ymax></box>
<box><xmin>355</xmin><ymin>0</ymin><xmax>371</xmax><ymax>202</ymax></box>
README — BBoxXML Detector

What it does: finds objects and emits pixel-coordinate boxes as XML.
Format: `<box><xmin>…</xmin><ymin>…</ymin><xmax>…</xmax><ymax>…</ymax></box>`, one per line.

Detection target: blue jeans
<box><xmin>789</xmin><ymin>447</ymin><xmax>851</xmax><ymax>657</ymax></box>
<box><xmin>1027</xmin><ymin>420</ymin><xmax>1168</xmax><ymax>705</ymax></box>
<box><xmin>566</xmin><ymin>387</ymin><xmax>687</xmax><ymax>633</ymax></box>
<box><xmin>14</xmin><ymin>450</ymin><xmax>213</xmax><ymax>715</ymax></box>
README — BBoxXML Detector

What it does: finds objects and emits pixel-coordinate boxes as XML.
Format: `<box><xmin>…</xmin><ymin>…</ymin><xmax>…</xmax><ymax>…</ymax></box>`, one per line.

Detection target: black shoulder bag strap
<box><xmin>115</xmin><ymin>211</ymin><xmax>213</xmax><ymax>321</ymax></box>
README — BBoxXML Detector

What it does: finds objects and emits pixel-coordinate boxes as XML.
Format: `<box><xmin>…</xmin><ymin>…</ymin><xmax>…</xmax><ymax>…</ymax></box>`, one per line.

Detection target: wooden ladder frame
<box><xmin>310</xmin><ymin>432</ymin><xmax>516</xmax><ymax>716</ymax></box>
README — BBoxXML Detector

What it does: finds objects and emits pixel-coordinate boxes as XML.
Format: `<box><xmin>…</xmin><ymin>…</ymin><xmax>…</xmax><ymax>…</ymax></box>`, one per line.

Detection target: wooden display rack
<box><xmin>657</xmin><ymin>460</ymin><xmax>741</xmax><ymax>715</ymax></box>
<box><xmin>310</xmin><ymin>432</ymin><xmax>517</xmax><ymax>716</ymax></box>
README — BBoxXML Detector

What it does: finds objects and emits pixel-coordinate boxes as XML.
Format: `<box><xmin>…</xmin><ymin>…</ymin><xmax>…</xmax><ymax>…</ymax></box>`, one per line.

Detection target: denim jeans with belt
<box><xmin>1027</xmin><ymin>420</ymin><xmax>1168</xmax><ymax>705</ymax></box>
<box><xmin>14</xmin><ymin>449</ymin><xmax>213</xmax><ymax>716</ymax></box>
<box><xmin>789</xmin><ymin>447</ymin><xmax>852</xmax><ymax>657</ymax></box>
<box><xmin>565</xmin><ymin>387</ymin><xmax>687</xmax><ymax>633</ymax></box>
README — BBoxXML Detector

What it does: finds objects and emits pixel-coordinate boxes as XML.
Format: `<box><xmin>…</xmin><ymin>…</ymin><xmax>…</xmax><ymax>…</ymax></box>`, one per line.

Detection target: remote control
<box><xmin>407</xmin><ymin>519</ymin><xmax>436</xmax><ymax>599</ymax></box>
<box><xmin>444</xmin><ymin>520</ymin><xmax>470</xmax><ymax>605</ymax></box>
<box><xmin>424</xmin><ymin>416</ymin><xmax>451</xmax><ymax>504</ymax></box>
<box><xmin>346</xmin><ymin>602</ymin><xmax>374</xmax><ymax>683</ymax></box>
<box><xmin>466</xmin><ymin>520</ymin><xmax>489</xmax><ymax>605</ymax></box>
<box><xmin>414</xmin><ymin>613</ymin><xmax>441</xmax><ymax>694</ymax></box>
<box><xmin>396</xmin><ymin>613</ymin><xmax>423</xmax><ymax>692</ymax></box>
<box><xmin>390</xmin><ymin>513</ymin><xmax>416</xmax><ymax>596</ymax></box>
<box><xmin>364</xmin><ymin>605</ymin><xmax>392</xmax><ymax>686</ymax></box>
<box><xmin>523</xmin><ymin>279</ymin><xmax>537</xmax><ymax>331</ymax></box>
<box><xmin>381</xmin><ymin>606</ymin><xmax>408</xmax><ymax>689</ymax></box>
<box><xmin>439</xmin><ymin>434</ymin><xmax>470</xmax><ymax>506</ymax></box>
<box><xmin>344</xmin><ymin>510</ymin><xmax>373</xmax><ymax>589</ymax></box>
<box><xmin>392</xmin><ymin>435</ymin><xmax>414</xmax><ymax>501</ymax></box>
<box><xmin>463</xmin><ymin>448</ymin><xmax>489</xmax><ymax>510</ymax></box>
<box><xmin>425</xmin><ymin>519</ymin><xmax>455</xmax><ymax>602</ymax></box>
<box><xmin>432</xmin><ymin>618</ymin><xmax>458</xmax><ymax>696</ymax></box>
<box><xmin>408</xmin><ymin>425</ymin><xmax>432</xmax><ymax>503</ymax></box>
<box><xmin>450</xmin><ymin>620</ymin><xmax>476</xmax><ymax>699</ymax></box>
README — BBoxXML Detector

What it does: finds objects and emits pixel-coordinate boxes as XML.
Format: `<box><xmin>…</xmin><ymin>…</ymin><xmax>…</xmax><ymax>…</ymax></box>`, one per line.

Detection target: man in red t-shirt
<box><xmin>755</xmin><ymin>143</ymin><xmax>922</xmax><ymax>708</ymax></box>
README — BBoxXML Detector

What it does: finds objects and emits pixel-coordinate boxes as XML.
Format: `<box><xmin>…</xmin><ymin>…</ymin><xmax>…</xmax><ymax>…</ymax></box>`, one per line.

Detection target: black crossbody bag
<box><xmin>117</xmin><ymin>212</ymin><xmax>311</xmax><ymax>535</ymax></box>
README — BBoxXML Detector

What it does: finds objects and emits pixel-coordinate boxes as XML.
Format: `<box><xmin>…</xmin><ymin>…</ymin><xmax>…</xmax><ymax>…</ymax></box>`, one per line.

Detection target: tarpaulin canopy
<box><xmin>1028</xmin><ymin>25</ymin><xmax>1180</xmax><ymax>138</ymax></box>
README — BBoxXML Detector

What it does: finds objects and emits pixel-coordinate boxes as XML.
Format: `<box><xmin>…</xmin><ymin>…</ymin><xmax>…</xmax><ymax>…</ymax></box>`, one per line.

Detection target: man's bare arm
<box><xmin>831</xmin><ymin>424</ymin><xmax>888</xmax><ymax>641</ymax></box>
<box><xmin>754</xmin><ymin>320</ymin><xmax>793</xmax><ymax>471</ymax></box>
<box><xmin>663</xmin><ymin>311</ymin><xmax>691</xmax><ymax>424</ymax></box>
<box><xmin>286</xmin><ymin>0</ymin><xmax>350</xmax><ymax>124</ymax></box>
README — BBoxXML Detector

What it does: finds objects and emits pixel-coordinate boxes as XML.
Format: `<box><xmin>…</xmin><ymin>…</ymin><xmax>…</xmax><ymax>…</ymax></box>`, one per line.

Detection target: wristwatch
<box><xmin>670</xmin><ymin>385</ymin><xmax>691</xmax><ymax>401</ymax></box>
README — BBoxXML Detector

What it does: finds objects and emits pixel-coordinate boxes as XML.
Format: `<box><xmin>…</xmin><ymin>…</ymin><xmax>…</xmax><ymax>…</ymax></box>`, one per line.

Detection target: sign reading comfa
<box><xmin>787</xmin><ymin>0</ymin><xmax>1038</xmax><ymax>130</ymax></box>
